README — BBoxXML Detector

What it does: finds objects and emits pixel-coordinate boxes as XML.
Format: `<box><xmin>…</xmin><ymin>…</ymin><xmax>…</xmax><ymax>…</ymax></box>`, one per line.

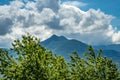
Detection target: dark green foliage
<box><xmin>0</xmin><ymin>34</ymin><xmax>120</xmax><ymax>80</ymax></box>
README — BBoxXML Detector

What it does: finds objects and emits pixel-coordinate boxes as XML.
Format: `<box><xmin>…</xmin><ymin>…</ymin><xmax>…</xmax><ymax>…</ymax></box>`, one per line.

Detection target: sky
<box><xmin>0</xmin><ymin>0</ymin><xmax>120</xmax><ymax>48</ymax></box>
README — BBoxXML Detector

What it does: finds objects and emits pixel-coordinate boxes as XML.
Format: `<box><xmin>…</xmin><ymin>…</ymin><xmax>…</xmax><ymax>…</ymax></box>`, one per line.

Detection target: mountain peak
<box><xmin>51</xmin><ymin>34</ymin><xmax>58</xmax><ymax>38</ymax></box>
<box><xmin>50</xmin><ymin>34</ymin><xmax>67</xmax><ymax>41</ymax></box>
<box><xmin>41</xmin><ymin>34</ymin><xmax>67</xmax><ymax>45</ymax></box>
<box><xmin>50</xmin><ymin>34</ymin><xmax>59</xmax><ymax>39</ymax></box>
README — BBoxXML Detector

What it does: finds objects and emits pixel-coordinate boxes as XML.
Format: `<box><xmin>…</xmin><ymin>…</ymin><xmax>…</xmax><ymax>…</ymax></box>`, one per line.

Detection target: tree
<box><xmin>68</xmin><ymin>46</ymin><xmax>120</xmax><ymax>80</ymax></box>
<box><xmin>0</xmin><ymin>34</ymin><xmax>120</xmax><ymax>80</ymax></box>
<box><xmin>0</xmin><ymin>34</ymin><xmax>69</xmax><ymax>80</ymax></box>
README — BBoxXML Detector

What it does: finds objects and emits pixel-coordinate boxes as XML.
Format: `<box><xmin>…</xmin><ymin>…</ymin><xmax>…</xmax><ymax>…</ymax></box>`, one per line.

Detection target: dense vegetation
<box><xmin>0</xmin><ymin>34</ymin><xmax>120</xmax><ymax>80</ymax></box>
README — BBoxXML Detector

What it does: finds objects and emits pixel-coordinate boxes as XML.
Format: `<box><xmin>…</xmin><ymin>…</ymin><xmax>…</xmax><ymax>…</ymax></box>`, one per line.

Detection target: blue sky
<box><xmin>0</xmin><ymin>0</ymin><xmax>120</xmax><ymax>47</ymax></box>
<box><xmin>62</xmin><ymin>0</ymin><xmax>120</xmax><ymax>17</ymax></box>
<box><xmin>1</xmin><ymin>0</ymin><xmax>120</xmax><ymax>17</ymax></box>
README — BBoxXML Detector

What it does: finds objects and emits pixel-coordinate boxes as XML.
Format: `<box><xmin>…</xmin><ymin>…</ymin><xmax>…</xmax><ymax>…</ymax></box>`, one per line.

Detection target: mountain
<box><xmin>94</xmin><ymin>44</ymin><xmax>120</xmax><ymax>52</ymax></box>
<box><xmin>94</xmin><ymin>44</ymin><xmax>120</xmax><ymax>66</ymax></box>
<box><xmin>41</xmin><ymin>35</ymin><xmax>120</xmax><ymax>67</ymax></box>
<box><xmin>41</xmin><ymin>35</ymin><xmax>88</xmax><ymax>59</ymax></box>
<box><xmin>100</xmin><ymin>50</ymin><xmax>120</xmax><ymax>66</ymax></box>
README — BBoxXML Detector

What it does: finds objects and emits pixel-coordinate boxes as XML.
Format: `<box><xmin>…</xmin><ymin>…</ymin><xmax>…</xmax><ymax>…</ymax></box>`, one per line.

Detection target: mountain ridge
<box><xmin>41</xmin><ymin>35</ymin><xmax>120</xmax><ymax>53</ymax></box>
<box><xmin>41</xmin><ymin>34</ymin><xmax>120</xmax><ymax>66</ymax></box>
<box><xmin>41</xmin><ymin>35</ymin><xmax>88</xmax><ymax>58</ymax></box>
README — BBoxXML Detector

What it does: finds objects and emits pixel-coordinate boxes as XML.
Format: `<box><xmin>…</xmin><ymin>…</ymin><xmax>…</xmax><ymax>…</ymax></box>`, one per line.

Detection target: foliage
<box><xmin>0</xmin><ymin>34</ymin><xmax>68</xmax><ymax>80</ymax></box>
<box><xmin>69</xmin><ymin>46</ymin><xmax>120</xmax><ymax>80</ymax></box>
<box><xmin>0</xmin><ymin>34</ymin><xmax>120</xmax><ymax>80</ymax></box>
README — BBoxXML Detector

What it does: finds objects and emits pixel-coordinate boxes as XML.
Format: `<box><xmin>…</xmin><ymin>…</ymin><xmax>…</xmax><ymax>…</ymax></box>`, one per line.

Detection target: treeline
<box><xmin>0</xmin><ymin>34</ymin><xmax>120</xmax><ymax>80</ymax></box>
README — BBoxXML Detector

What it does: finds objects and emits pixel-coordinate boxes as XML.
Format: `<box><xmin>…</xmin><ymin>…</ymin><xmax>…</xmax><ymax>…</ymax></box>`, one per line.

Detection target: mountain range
<box><xmin>41</xmin><ymin>35</ymin><xmax>120</xmax><ymax>67</ymax></box>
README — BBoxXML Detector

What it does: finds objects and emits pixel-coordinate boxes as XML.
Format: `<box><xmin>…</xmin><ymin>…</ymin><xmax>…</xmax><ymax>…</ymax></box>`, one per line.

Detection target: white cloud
<box><xmin>112</xmin><ymin>31</ymin><xmax>120</xmax><ymax>44</ymax></box>
<box><xmin>0</xmin><ymin>0</ymin><xmax>120</xmax><ymax>48</ymax></box>
<box><xmin>63</xmin><ymin>1</ymin><xmax>87</xmax><ymax>7</ymax></box>
<box><xmin>36</xmin><ymin>0</ymin><xmax>60</xmax><ymax>12</ymax></box>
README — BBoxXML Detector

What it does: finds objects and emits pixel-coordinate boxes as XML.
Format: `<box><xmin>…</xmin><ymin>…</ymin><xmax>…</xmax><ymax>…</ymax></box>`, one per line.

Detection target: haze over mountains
<box><xmin>41</xmin><ymin>35</ymin><xmax>120</xmax><ymax>66</ymax></box>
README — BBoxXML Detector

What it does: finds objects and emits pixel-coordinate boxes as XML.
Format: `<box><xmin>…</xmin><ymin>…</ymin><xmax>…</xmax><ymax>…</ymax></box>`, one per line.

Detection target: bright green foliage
<box><xmin>0</xmin><ymin>34</ymin><xmax>120</xmax><ymax>80</ymax></box>
<box><xmin>0</xmin><ymin>34</ymin><xmax>68</xmax><ymax>80</ymax></box>
<box><xmin>69</xmin><ymin>46</ymin><xmax>120</xmax><ymax>80</ymax></box>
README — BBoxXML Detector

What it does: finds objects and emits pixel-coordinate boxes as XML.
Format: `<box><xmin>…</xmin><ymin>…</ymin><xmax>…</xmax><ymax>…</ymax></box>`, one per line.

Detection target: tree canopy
<box><xmin>0</xmin><ymin>34</ymin><xmax>120</xmax><ymax>80</ymax></box>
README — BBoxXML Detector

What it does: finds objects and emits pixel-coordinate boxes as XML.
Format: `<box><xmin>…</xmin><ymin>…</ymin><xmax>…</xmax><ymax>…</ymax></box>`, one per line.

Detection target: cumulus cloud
<box><xmin>0</xmin><ymin>17</ymin><xmax>13</xmax><ymax>35</ymax></box>
<box><xmin>36</xmin><ymin>0</ymin><xmax>60</xmax><ymax>12</ymax></box>
<box><xmin>63</xmin><ymin>1</ymin><xmax>87</xmax><ymax>7</ymax></box>
<box><xmin>0</xmin><ymin>0</ymin><xmax>120</xmax><ymax>47</ymax></box>
<box><xmin>112</xmin><ymin>31</ymin><xmax>120</xmax><ymax>44</ymax></box>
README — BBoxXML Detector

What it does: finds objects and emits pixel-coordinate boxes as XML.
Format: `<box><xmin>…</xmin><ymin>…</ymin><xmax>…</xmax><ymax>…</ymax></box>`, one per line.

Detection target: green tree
<box><xmin>68</xmin><ymin>46</ymin><xmax>120</xmax><ymax>80</ymax></box>
<box><xmin>0</xmin><ymin>34</ymin><xmax>120</xmax><ymax>80</ymax></box>
<box><xmin>0</xmin><ymin>34</ymin><xmax>68</xmax><ymax>80</ymax></box>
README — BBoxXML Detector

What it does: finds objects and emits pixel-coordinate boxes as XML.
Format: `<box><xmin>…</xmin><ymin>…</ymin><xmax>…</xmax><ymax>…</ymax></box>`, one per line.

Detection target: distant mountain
<box><xmin>41</xmin><ymin>35</ymin><xmax>120</xmax><ymax>67</ymax></box>
<box><xmin>41</xmin><ymin>35</ymin><xmax>68</xmax><ymax>50</ymax></box>
<box><xmin>41</xmin><ymin>35</ymin><xmax>88</xmax><ymax>59</ymax></box>
<box><xmin>94</xmin><ymin>44</ymin><xmax>120</xmax><ymax>66</ymax></box>
<box><xmin>100</xmin><ymin>50</ymin><xmax>120</xmax><ymax>66</ymax></box>
<box><xmin>94</xmin><ymin>44</ymin><xmax>120</xmax><ymax>52</ymax></box>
